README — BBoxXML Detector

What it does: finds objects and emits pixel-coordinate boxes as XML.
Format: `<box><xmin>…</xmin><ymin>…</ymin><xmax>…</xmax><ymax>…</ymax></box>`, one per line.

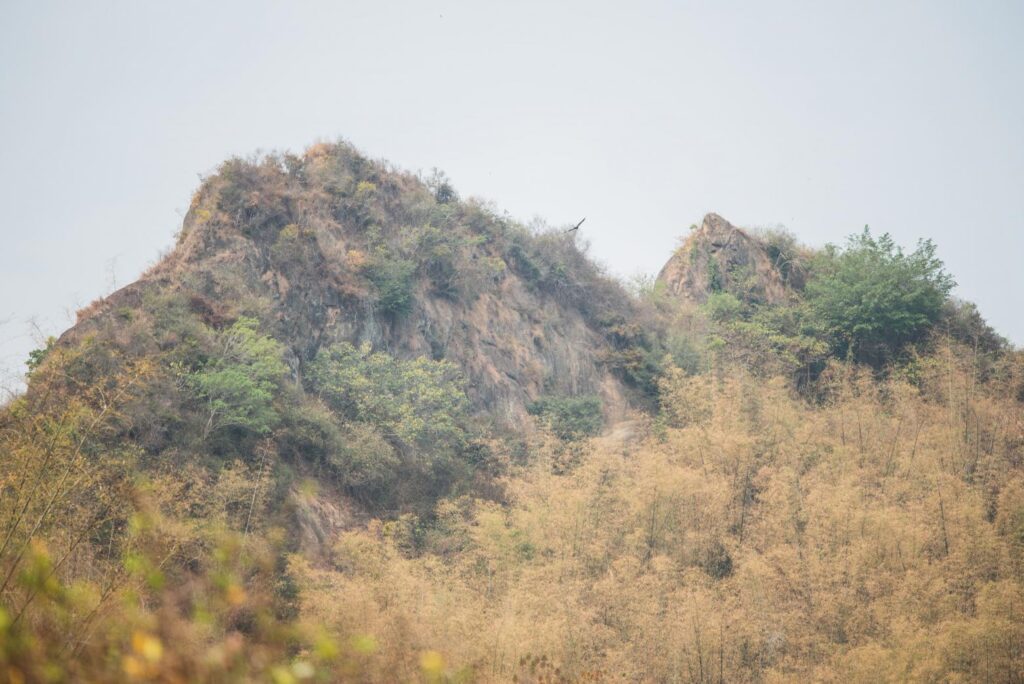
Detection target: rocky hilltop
<box><xmin>657</xmin><ymin>212</ymin><xmax>798</xmax><ymax>305</ymax></box>
<box><xmin>62</xmin><ymin>143</ymin><xmax>632</xmax><ymax>428</ymax></box>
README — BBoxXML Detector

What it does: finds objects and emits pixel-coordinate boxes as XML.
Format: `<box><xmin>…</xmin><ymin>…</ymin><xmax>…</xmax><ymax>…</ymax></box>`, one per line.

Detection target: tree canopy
<box><xmin>308</xmin><ymin>342</ymin><xmax>469</xmax><ymax>454</ymax></box>
<box><xmin>805</xmin><ymin>228</ymin><xmax>955</xmax><ymax>366</ymax></box>
<box><xmin>190</xmin><ymin>316</ymin><xmax>288</xmax><ymax>439</ymax></box>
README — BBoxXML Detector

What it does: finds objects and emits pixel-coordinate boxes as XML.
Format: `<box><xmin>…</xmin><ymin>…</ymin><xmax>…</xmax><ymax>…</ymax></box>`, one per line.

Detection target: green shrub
<box><xmin>505</xmin><ymin>241</ymin><xmax>542</xmax><ymax>283</ymax></box>
<box><xmin>704</xmin><ymin>292</ymin><xmax>744</xmax><ymax>322</ymax></box>
<box><xmin>365</xmin><ymin>255</ymin><xmax>416</xmax><ymax>316</ymax></box>
<box><xmin>190</xmin><ymin>317</ymin><xmax>288</xmax><ymax>439</ymax></box>
<box><xmin>527</xmin><ymin>395</ymin><xmax>603</xmax><ymax>440</ymax></box>
<box><xmin>707</xmin><ymin>256</ymin><xmax>724</xmax><ymax>292</ymax></box>
<box><xmin>308</xmin><ymin>342</ymin><xmax>468</xmax><ymax>451</ymax></box>
<box><xmin>307</xmin><ymin>342</ymin><xmax>474</xmax><ymax>509</ymax></box>
<box><xmin>418</xmin><ymin>225</ymin><xmax>460</xmax><ymax>297</ymax></box>
<box><xmin>600</xmin><ymin>322</ymin><xmax>664</xmax><ymax>400</ymax></box>
<box><xmin>331</xmin><ymin>422</ymin><xmax>402</xmax><ymax>492</ymax></box>
<box><xmin>940</xmin><ymin>298</ymin><xmax>1007</xmax><ymax>356</ymax></box>
<box><xmin>805</xmin><ymin>228</ymin><xmax>954</xmax><ymax>366</ymax></box>
<box><xmin>26</xmin><ymin>337</ymin><xmax>56</xmax><ymax>372</ymax></box>
<box><xmin>425</xmin><ymin>169</ymin><xmax>458</xmax><ymax>204</ymax></box>
<box><xmin>276</xmin><ymin>399</ymin><xmax>405</xmax><ymax>505</ymax></box>
<box><xmin>416</xmin><ymin>225</ymin><xmax>486</xmax><ymax>300</ymax></box>
<box><xmin>664</xmin><ymin>333</ymin><xmax>705</xmax><ymax>375</ymax></box>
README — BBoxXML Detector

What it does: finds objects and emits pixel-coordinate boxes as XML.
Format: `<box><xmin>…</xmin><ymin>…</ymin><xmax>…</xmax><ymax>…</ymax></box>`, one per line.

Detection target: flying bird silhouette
<box><xmin>566</xmin><ymin>217</ymin><xmax>586</xmax><ymax>233</ymax></box>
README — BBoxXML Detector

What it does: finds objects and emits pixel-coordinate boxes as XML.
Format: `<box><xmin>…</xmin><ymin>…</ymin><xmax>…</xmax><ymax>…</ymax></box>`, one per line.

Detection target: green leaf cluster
<box><xmin>308</xmin><ymin>342</ymin><xmax>469</xmax><ymax>454</ymax></box>
<box><xmin>527</xmin><ymin>395</ymin><xmax>604</xmax><ymax>440</ymax></box>
<box><xmin>191</xmin><ymin>317</ymin><xmax>288</xmax><ymax>438</ymax></box>
<box><xmin>304</xmin><ymin>342</ymin><xmax>475</xmax><ymax>509</ymax></box>
<box><xmin>364</xmin><ymin>254</ymin><xmax>417</xmax><ymax>316</ymax></box>
<box><xmin>806</xmin><ymin>228</ymin><xmax>954</xmax><ymax>365</ymax></box>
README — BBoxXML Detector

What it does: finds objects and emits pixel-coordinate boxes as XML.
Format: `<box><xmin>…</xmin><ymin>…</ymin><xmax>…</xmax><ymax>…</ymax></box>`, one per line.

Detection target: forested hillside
<box><xmin>1</xmin><ymin>142</ymin><xmax>1022</xmax><ymax>683</ymax></box>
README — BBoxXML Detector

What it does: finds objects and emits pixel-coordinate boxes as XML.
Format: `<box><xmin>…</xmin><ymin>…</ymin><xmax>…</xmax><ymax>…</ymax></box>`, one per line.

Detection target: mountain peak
<box><xmin>657</xmin><ymin>212</ymin><xmax>792</xmax><ymax>305</ymax></box>
<box><xmin>60</xmin><ymin>142</ymin><xmax>631</xmax><ymax>428</ymax></box>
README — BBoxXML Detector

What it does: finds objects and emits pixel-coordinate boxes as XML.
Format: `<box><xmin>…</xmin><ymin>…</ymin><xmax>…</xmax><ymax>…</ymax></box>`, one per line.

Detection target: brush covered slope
<box><xmin>63</xmin><ymin>143</ymin><xmax>631</xmax><ymax>429</ymax></box>
<box><xmin>2</xmin><ymin>142</ymin><xmax>1023</xmax><ymax>683</ymax></box>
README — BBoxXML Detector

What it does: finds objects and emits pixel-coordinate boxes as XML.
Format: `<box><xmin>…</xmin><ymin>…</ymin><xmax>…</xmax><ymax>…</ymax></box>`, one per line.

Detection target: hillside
<box><xmin>62</xmin><ymin>144</ymin><xmax>632</xmax><ymax>429</ymax></box>
<box><xmin>2</xmin><ymin>142</ymin><xmax>1023</xmax><ymax>683</ymax></box>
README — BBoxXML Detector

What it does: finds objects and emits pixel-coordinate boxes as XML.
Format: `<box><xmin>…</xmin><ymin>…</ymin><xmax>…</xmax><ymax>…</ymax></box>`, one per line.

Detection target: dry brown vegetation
<box><xmin>283</xmin><ymin>344</ymin><xmax>1024</xmax><ymax>682</ymax></box>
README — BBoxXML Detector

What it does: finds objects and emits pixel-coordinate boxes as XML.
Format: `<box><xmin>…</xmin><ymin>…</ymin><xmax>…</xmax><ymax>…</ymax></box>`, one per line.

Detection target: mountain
<box><xmin>3</xmin><ymin>141</ymin><xmax>1023</xmax><ymax>683</ymax></box>
<box><xmin>62</xmin><ymin>143</ymin><xmax>631</xmax><ymax>430</ymax></box>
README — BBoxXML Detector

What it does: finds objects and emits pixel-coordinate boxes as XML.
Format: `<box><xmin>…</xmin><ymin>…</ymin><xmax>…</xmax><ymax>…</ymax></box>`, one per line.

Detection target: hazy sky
<box><xmin>1</xmin><ymin>0</ymin><xmax>1022</xmax><ymax>390</ymax></box>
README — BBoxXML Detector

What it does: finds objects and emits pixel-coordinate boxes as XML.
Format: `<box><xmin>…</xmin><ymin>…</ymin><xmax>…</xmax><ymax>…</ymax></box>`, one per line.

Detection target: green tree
<box><xmin>25</xmin><ymin>337</ymin><xmax>56</xmax><ymax>372</ymax></box>
<box><xmin>806</xmin><ymin>228</ymin><xmax>954</xmax><ymax>366</ymax></box>
<box><xmin>191</xmin><ymin>317</ymin><xmax>288</xmax><ymax>439</ymax></box>
<box><xmin>307</xmin><ymin>342</ymin><xmax>472</xmax><ymax>509</ymax></box>
<box><xmin>307</xmin><ymin>342</ymin><xmax>468</xmax><ymax>453</ymax></box>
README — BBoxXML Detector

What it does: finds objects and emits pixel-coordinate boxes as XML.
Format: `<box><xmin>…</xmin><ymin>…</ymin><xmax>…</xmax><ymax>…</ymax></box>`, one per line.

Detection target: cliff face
<box><xmin>657</xmin><ymin>213</ymin><xmax>792</xmax><ymax>305</ymax></box>
<box><xmin>62</xmin><ymin>143</ymin><xmax>628</xmax><ymax>427</ymax></box>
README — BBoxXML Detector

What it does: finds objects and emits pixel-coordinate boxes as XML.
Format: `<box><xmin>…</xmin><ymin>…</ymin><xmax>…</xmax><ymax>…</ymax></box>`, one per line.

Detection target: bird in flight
<box><xmin>566</xmin><ymin>217</ymin><xmax>586</xmax><ymax>233</ymax></box>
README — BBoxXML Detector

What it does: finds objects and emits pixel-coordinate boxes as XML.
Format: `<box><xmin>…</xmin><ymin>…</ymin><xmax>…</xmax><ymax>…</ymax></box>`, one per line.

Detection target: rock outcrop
<box><xmin>657</xmin><ymin>213</ymin><xmax>791</xmax><ymax>305</ymax></box>
<box><xmin>61</xmin><ymin>143</ymin><xmax>629</xmax><ymax>428</ymax></box>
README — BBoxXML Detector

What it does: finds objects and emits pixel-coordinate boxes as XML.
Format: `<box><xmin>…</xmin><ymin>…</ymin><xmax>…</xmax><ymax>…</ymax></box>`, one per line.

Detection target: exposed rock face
<box><xmin>62</xmin><ymin>144</ymin><xmax>628</xmax><ymax>429</ymax></box>
<box><xmin>657</xmin><ymin>213</ymin><xmax>790</xmax><ymax>305</ymax></box>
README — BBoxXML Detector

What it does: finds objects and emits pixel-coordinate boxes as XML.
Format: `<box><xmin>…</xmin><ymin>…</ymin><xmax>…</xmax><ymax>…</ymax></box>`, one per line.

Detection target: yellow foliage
<box><xmin>281</xmin><ymin>354</ymin><xmax>1024</xmax><ymax>681</ymax></box>
<box><xmin>346</xmin><ymin>248</ymin><xmax>370</xmax><ymax>271</ymax></box>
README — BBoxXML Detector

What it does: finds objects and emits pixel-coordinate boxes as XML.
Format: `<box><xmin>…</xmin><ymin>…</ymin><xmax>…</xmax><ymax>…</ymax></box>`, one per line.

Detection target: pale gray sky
<box><xmin>1</xmin><ymin>0</ymin><xmax>1022</xmax><ymax>391</ymax></box>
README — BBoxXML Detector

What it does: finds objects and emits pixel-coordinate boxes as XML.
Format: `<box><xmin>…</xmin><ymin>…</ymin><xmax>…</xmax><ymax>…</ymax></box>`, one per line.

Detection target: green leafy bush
<box><xmin>365</xmin><ymin>254</ymin><xmax>417</xmax><ymax>316</ymax></box>
<box><xmin>707</xmin><ymin>255</ymin><xmax>724</xmax><ymax>292</ymax></box>
<box><xmin>939</xmin><ymin>298</ymin><xmax>1007</xmax><ymax>356</ymax></box>
<box><xmin>805</xmin><ymin>228</ymin><xmax>954</xmax><ymax>366</ymax></box>
<box><xmin>704</xmin><ymin>292</ymin><xmax>744</xmax><ymax>322</ymax></box>
<box><xmin>190</xmin><ymin>317</ymin><xmax>288</xmax><ymax>439</ymax></box>
<box><xmin>527</xmin><ymin>395</ymin><xmax>604</xmax><ymax>440</ymax></box>
<box><xmin>308</xmin><ymin>342</ymin><xmax>468</xmax><ymax>451</ymax></box>
<box><xmin>601</xmin><ymin>322</ymin><xmax>664</xmax><ymax>400</ymax></box>
<box><xmin>416</xmin><ymin>225</ymin><xmax>487</xmax><ymax>299</ymax></box>
<box><xmin>25</xmin><ymin>337</ymin><xmax>56</xmax><ymax>372</ymax></box>
<box><xmin>307</xmin><ymin>343</ymin><xmax>473</xmax><ymax>509</ymax></box>
<box><xmin>425</xmin><ymin>168</ymin><xmax>458</xmax><ymax>204</ymax></box>
<box><xmin>505</xmin><ymin>241</ymin><xmax>543</xmax><ymax>283</ymax></box>
<box><xmin>698</xmin><ymin>293</ymin><xmax>828</xmax><ymax>381</ymax></box>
